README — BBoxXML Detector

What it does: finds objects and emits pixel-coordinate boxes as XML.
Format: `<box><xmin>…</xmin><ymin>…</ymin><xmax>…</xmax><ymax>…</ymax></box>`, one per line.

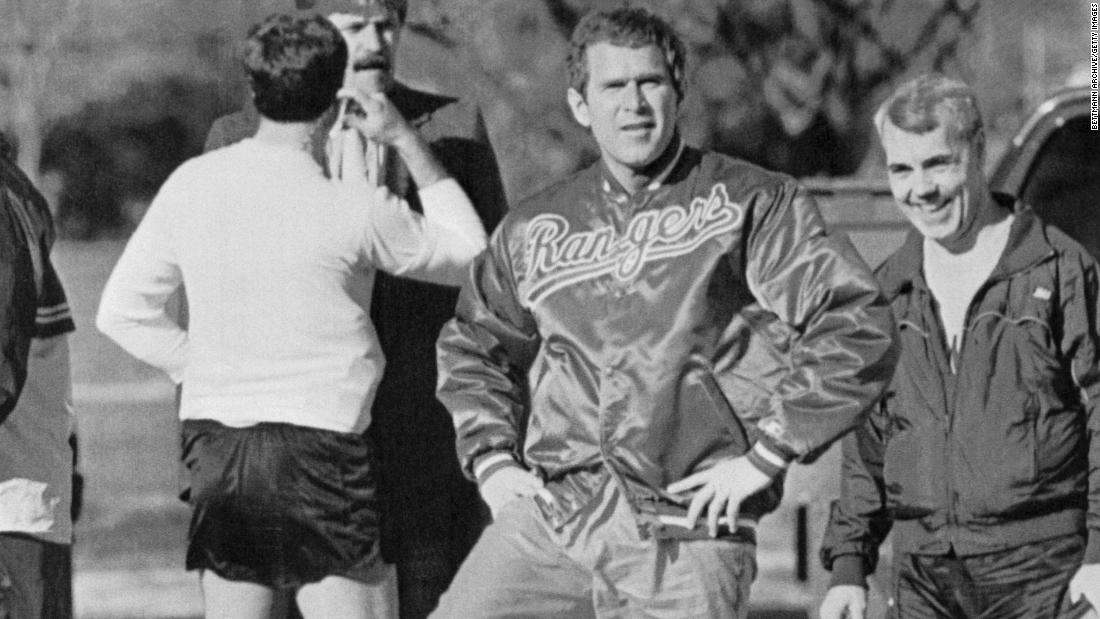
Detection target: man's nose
<box><xmin>621</xmin><ymin>81</ymin><xmax>648</xmax><ymax>111</ymax></box>
<box><xmin>359</xmin><ymin>24</ymin><xmax>384</xmax><ymax>51</ymax></box>
<box><xmin>910</xmin><ymin>171</ymin><xmax>938</xmax><ymax>202</ymax></box>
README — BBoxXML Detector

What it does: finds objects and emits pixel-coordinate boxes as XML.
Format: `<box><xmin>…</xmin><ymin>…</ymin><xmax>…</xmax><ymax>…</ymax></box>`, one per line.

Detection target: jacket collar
<box><xmin>879</xmin><ymin>193</ymin><xmax>1055</xmax><ymax>298</ymax></box>
<box><xmin>599</xmin><ymin>136</ymin><xmax>686</xmax><ymax>200</ymax></box>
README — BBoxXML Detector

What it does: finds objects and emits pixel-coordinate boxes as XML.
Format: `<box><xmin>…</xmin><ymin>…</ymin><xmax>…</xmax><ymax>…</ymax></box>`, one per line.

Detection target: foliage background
<box><xmin>0</xmin><ymin>0</ymin><xmax>1092</xmax><ymax>238</ymax></box>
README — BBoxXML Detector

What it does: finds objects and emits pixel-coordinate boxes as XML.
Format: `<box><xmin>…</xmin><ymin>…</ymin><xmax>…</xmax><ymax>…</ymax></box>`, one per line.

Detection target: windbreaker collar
<box><xmin>880</xmin><ymin>193</ymin><xmax>1054</xmax><ymax>298</ymax></box>
<box><xmin>989</xmin><ymin>199</ymin><xmax>1056</xmax><ymax>280</ymax></box>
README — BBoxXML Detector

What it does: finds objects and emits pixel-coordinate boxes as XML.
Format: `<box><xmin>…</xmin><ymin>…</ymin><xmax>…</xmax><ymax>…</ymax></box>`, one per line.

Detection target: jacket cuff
<box><xmin>828</xmin><ymin>554</ymin><xmax>868</xmax><ymax>588</ymax></box>
<box><xmin>745</xmin><ymin>441</ymin><xmax>793</xmax><ymax>478</ymax></box>
<box><xmin>473</xmin><ymin>452</ymin><xmax>522</xmax><ymax>487</ymax></box>
<box><xmin>1085</xmin><ymin>529</ymin><xmax>1100</xmax><ymax>564</ymax></box>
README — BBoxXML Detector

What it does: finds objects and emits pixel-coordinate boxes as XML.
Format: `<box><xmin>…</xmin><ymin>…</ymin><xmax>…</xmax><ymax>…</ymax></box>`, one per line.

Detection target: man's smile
<box><xmin>620</xmin><ymin>120</ymin><xmax>655</xmax><ymax>134</ymax></box>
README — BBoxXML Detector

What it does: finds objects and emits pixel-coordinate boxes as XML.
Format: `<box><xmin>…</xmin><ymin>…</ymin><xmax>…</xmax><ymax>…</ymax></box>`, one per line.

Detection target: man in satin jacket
<box><xmin>432</xmin><ymin>7</ymin><xmax>897</xmax><ymax>618</ymax></box>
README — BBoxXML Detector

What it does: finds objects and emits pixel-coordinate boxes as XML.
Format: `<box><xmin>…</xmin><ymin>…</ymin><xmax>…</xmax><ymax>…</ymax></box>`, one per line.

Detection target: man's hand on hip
<box><xmin>480</xmin><ymin>466</ymin><xmax>553</xmax><ymax>519</ymax></box>
<box><xmin>665</xmin><ymin>455</ymin><xmax>771</xmax><ymax>538</ymax></box>
<box><xmin>819</xmin><ymin>585</ymin><xmax>867</xmax><ymax>619</ymax></box>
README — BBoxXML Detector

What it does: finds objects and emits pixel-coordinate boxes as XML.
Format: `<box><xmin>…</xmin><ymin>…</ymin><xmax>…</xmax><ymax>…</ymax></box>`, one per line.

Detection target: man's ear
<box><xmin>566</xmin><ymin>88</ymin><xmax>591</xmax><ymax>129</ymax></box>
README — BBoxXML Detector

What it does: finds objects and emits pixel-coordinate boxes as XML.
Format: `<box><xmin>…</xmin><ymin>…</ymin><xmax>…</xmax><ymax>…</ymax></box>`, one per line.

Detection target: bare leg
<box><xmin>199</xmin><ymin>570</ymin><xmax>275</xmax><ymax>619</ymax></box>
<box><xmin>296</xmin><ymin>568</ymin><xmax>398</xmax><ymax>619</ymax></box>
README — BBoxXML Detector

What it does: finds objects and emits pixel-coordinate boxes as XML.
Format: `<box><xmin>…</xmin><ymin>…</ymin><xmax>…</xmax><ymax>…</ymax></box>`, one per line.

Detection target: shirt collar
<box><xmin>880</xmin><ymin>194</ymin><xmax>1055</xmax><ymax>297</ymax></box>
<box><xmin>599</xmin><ymin>136</ymin><xmax>686</xmax><ymax>198</ymax></box>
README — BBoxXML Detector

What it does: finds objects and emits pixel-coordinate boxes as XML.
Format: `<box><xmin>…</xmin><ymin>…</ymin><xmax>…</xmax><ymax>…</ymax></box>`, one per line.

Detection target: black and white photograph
<box><xmin>1</xmin><ymin>1</ymin><xmax>1097</xmax><ymax>617</ymax></box>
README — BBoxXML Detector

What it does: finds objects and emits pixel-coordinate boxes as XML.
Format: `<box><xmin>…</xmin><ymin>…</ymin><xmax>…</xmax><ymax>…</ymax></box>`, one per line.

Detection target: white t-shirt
<box><xmin>97</xmin><ymin>138</ymin><xmax>486</xmax><ymax>434</ymax></box>
<box><xmin>923</xmin><ymin>214</ymin><xmax>1015</xmax><ymax>368</ymax></box>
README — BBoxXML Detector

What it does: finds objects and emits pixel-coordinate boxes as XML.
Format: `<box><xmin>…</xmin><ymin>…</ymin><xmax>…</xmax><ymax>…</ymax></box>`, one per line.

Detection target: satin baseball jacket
<box><xmin>436</xmin><ymin>145</ymin><xmax>898</xmax><ymax>532</ymax></box>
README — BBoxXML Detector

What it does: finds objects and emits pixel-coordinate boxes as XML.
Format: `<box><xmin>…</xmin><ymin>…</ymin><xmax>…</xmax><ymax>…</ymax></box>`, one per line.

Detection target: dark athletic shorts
<box><xmin>181</xmin><ymin>419</ymin><xmax>384</xmax><ymax>589</ymax></box>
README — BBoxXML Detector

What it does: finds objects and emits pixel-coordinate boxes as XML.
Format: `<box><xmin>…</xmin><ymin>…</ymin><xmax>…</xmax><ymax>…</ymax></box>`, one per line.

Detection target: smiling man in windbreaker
<box><xmin>432</xmin><ymin>7</ymin><xmax>897</xmax><ymax>618</ymax></box>
<box><xmin>819</xmin><ymin>75</ymin><xmax>1100</xmax><ymax>619</ymax></box>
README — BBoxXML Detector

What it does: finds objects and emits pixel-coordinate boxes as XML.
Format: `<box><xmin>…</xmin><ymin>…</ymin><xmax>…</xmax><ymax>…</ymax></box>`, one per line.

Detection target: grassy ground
<box><xmin>57</xmin><ymin>238</ymin><xmax>826</xmax><ymax>618</ymax></box>
<box><xmin>54</xmin><ymin>239</ymin><xmax>198</xmax><ymax>616</ymax></box>
<box><xmin>57</xmin><ymin>240</ymin><xmax>186</xmax><ymax>570</ymax></box>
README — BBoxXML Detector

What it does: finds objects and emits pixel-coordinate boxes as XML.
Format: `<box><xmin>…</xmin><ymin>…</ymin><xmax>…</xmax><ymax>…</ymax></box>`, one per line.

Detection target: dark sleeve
<box><xmin>819</xmin><ymin>397</ymin><xmax>894</xmax><ymax>586</ymax></box>
<box><xmin>0</xmin><ymin>193</ymin><xmax>38</xmax><ymax>422</ymax></box>
<box><xmin>742</xmin><ymin>182</ymin><xmax>899</xmax><ymax>463</ymax></box>
<box><xmin>435</xmin><ymin>108</ymin><xmax>508</xmax><ymax>232</ymax></box>
<box><xmin>35</xmin><ymin>259</ymin><xmax>75</xmax><ymax>338</ymax></box>
<box><xmin>1058</xmin><ymin>250</ymin><xmax>1100</xmax><ymax>564</ymax></box>
<box><xmin>435</xmin><ymin>224</ymin><xmax>540</xmax><ymax>479</ymax></box>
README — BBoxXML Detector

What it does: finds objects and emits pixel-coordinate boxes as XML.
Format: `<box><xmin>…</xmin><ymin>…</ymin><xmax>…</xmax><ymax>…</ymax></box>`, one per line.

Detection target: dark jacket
<box><xmin>436</xmin><ymin>146</ymin><xmax>897</xmax><ymax>533</ymax></box>
<box><xmin>0</xmin><ymin>154</ymin><xmax>47</xmax><ymax>422</ymax></box>
<box><xmin>821</xmin><ymin>203</ymin><xmax>1100</xmax><ymax>586</ymax></box>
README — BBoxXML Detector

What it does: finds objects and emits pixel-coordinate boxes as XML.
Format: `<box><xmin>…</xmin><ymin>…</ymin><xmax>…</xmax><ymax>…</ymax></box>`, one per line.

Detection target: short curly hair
<box><xmin>243</xmin><ymin>14</ymin><xmax>348</xmax><ymax>123</ymax></box>
<box><xmin>567</xmin><ymin>7</ymin><xmax>686</xmax><ymax>101</ymax></box>
<box><xmin>875</xmin><ymin>73</ymin><xmax>986</xmax><ymax>160</ymax></box>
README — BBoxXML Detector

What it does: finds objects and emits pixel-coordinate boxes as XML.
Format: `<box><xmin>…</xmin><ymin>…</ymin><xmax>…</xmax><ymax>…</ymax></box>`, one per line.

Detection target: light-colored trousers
<box><xmin>431</xmin><ymin>477</ymin><xmax>756</xmax><ymax>619</ymax></box>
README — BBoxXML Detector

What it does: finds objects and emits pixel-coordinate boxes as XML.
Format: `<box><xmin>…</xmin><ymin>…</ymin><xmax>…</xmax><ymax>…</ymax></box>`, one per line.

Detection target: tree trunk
<box><xmin>13</xmin><ymin>114</ymin><xmax>43</xmax><ymax>186</ymax></box>
<box><xmin>10</xmin><ymin>51</ymin><xmax>45</xmax><ymax>185</ymax></box>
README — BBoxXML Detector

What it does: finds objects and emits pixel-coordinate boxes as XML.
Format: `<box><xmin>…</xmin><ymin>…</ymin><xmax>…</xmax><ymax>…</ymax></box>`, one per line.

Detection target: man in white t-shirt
<box><xmin>97</xmin><ymin>14</ymin><xmax>485</xmax><ymax>619</ymax></box>
<box><xmin>820</xmin><ymin>74</ymin><xmax>1100</xmax><ymax>619</ymax></box>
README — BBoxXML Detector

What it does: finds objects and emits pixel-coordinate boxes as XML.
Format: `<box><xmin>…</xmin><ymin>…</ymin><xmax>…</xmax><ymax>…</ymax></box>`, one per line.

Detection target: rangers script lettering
<box><xmin>521</xmin><ymin>183</ymin><xmax>744</xmax><ymax>305</ymax></box>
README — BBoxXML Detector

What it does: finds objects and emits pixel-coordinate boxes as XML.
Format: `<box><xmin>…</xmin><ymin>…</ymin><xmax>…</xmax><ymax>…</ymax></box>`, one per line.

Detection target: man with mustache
<box><xmin>203</xmin><ymin>2</ymin><xmax>505</xmax><ymax>617</ymax></box>
<box><xmin>432</xmin><ymin>7</ymin><xmax>896</xmax><ymax>617</ymax></box>
<box><xmin>820</xmin><ymin>74</ymin><xmax>1100</xmax><ymax>619</ymax></box>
